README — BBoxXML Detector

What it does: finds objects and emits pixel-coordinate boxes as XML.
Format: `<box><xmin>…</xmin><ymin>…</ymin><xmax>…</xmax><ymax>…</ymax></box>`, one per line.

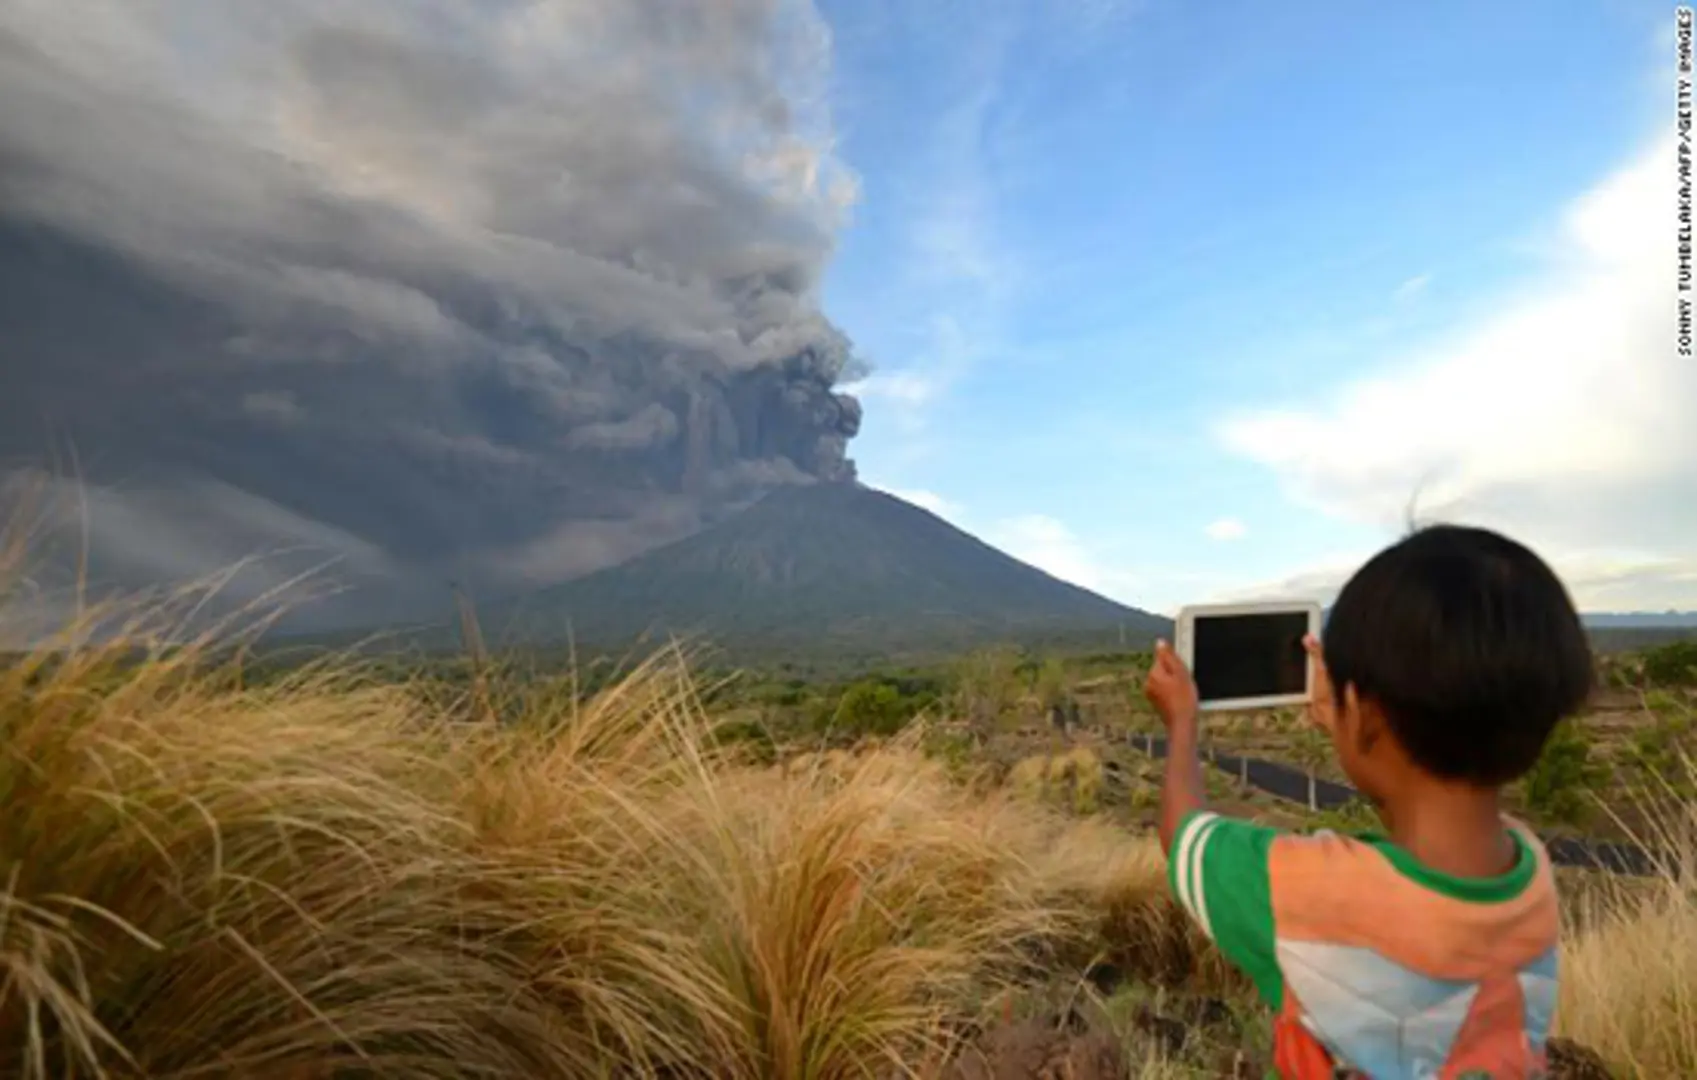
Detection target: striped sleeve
<box><xmin>1167</xmin><ymin>810</ymin><xmax>1284</xmax><ymax>1009</ymax></box>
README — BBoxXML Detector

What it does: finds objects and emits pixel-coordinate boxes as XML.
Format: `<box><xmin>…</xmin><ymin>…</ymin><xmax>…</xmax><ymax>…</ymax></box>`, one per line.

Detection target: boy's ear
<box><xmin>1342</xmin><ymin>684</ymin><xmax>1383</xmax><ymax>755</ymax></box>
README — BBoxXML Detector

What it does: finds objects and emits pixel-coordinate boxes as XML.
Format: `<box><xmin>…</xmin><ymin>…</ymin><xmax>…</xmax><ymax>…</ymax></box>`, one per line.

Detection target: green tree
<box><xmin>1032</xmin><ymin>656</ymin><xmax>1068</xmax><ymax>710</ymax></box>
<box><xmin>1600</xmin><ymin>654</ymin><xmax>1643</xmax><ymax>691</ymax></box>
<box><xmin>1522</xmin><ymin>719</ymin><xmax>1602</xmax><ymax>825</ymax></box>
<box><xmin>953</xmin><ymin>647</ymin><xmax>1022</xmax><ymax>731</ymax></box>
<box><xmin>1630</xmin><ymin>693</ymin><xmax>1696</xmax><ymax>798</ymax></box>
<box><xmin>1643</xmin><ymin>641</ymin><xmax>1697</xmax><ymax>687</ymax></box>
<box><xmin>709</xmin><ymin>715</ymin><xmax>779</xmax><ymax>765</ymax></box>
<box><xmin>1290</xmin><ymin>725</ymin><xmax>1334</xmax><ymax>812</ymax></box>
<box><xmin>824</xmin><ymin>680</ymin><xmax>911</xmax><ymax>739</ymax></box>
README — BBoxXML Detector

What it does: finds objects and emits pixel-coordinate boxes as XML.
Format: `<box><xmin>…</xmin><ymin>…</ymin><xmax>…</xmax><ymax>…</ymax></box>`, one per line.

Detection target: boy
<box><xmin>1144</xmin><ymin>525</ymin><xmax>1593</xmax><ymax>1079</ymax></box>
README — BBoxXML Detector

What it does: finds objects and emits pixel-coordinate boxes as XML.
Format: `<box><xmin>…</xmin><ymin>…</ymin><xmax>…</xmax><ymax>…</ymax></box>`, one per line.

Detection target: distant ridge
<box><xmin>1323</xmin><ymin>610</ymin><xmax>1697</xmax><ymax>629</ymax></box>
<box><xmin>1318</xmin><ymin>609</ymin><xmax>1697</xmax><ymax>654</ymax></box>
<box><xmin>489</xmin><ymin>482</ymin><xmax>1169</xmax><ymax>660</ymax></box>
<box><xmin>1582</xmin><ymin>612</ymin><xmax>1697</xmax><ymax>629</ymax></box>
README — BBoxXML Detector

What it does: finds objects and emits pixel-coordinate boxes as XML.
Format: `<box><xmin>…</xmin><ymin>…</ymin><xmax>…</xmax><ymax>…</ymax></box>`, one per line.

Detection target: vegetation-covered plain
<box><xmin>3</xmin><ymin>579</ymin><xmax>1694</xmax><ymax>1077</ymax></box>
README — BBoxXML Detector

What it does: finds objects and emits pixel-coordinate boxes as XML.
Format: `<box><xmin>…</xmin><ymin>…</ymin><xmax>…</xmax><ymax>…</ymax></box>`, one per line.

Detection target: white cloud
<box><xmin>1209</xmin><ymin>549</ymin><xmax>1697</xmax><ymax>614</ymax></box>
<box><xmin>869</xmin><ymin>490</ymin><xmax>1160</xmax><ymax>606</ymax></box>
<box><xmin>1204</xmin><ymin>517</ymin><xmax>1247</xmax><ymax>542</ymax></box>
<box><xmin>1205</xmin><ymin>552</ymin><xmax>1372</xmax><ymax>608</ymax></box>
<box><xmin>1217</xmin><ymin>136</ymin><xmax>1697</xmax><ymax>610</ymax></box>
<box><xmin>1555</xmin><ymin>553</ymin><xmax>1697</xmax><ymax>612</ymax></box>
<box><xmin>851</xmin><ymin>14</ymin><xmax>1021</xmax><ymax>427</ymax></box>
<box><xmin>911</xmin><ymin>183</ymin><xmax>1014</xmax><ymax>294</ymax></box>
<box><xmin>868</xmin><ymin>482</ymin><xmax>958</xmax><ymax>518</ymax></box>
<box><xmin>983</xmin><ymin>514</ymin><xmax>1104</xmax><ymax>591</ymax></box>
<box><xmin>840</xmin><ymin>316</ymin><xmax>972</xmax><ymax>431</ymax></box>
<box><xmin>841</xmin><ymin>351</ymin><xmax>951</xmax><ymax>409</ymax></box>
<box><xmin>1392</xmin><ymin>273</ymin><xmax>1432</xmax><ymax>302</ymax></box>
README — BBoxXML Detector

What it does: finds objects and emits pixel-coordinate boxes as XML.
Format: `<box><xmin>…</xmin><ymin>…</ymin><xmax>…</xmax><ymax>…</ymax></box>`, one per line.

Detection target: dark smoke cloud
<box><xmin>0</xmin><ymin>0</ymin><xmax>864</xmax><ymax>628</ymax></box>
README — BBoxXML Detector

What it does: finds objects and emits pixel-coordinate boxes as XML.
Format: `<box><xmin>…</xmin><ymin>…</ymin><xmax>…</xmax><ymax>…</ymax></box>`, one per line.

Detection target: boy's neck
<box><xmin>1378</xmin><ymin>783</ymin><xmax>1517</xmax><ymax>879</ymax></box>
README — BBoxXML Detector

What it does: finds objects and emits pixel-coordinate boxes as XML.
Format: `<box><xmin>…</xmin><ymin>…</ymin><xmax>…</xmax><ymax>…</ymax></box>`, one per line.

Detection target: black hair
<box><xmin>1323</xmin><ymin>524</ymin><xmax>1594</xmax><ymax>786</ymax></box>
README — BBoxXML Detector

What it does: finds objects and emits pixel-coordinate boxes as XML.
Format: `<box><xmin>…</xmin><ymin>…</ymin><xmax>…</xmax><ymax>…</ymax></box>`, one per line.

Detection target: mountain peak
<box><xmin>495</xmin><ymin>482</ymin><xmax>1166</xmax><ymax>658</ymax></box>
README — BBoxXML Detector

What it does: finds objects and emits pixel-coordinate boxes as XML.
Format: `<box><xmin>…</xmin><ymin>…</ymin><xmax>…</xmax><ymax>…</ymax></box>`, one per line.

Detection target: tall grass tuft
<box><xmin>0</xmin><ymin>579</ymin><xmax>1169</xmax><ymax>1077</ymax></box>
<box><xmin>0</xmin><ymin>619</ymin><xmax>575</xmax><ymax>1077</ymax></box>
<box><xmin>1555</xmin><ymin>730</ymin><xmax>1697</xmax><ymax>1077</ymax></box>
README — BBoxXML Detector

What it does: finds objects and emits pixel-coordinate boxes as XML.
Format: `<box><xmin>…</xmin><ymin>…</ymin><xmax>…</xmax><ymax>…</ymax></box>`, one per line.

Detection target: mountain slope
<box><xmin>492</xmin><ymin>482</ymin><xmax>1167</xmax><ymax>657</ymax></box>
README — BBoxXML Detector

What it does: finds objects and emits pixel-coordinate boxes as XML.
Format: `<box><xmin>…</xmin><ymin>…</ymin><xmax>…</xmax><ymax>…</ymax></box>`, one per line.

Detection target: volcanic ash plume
<box><xmin>0</xmin><ymin>0</ymin><xmax>865</xmax><ymax>626</ymax></box>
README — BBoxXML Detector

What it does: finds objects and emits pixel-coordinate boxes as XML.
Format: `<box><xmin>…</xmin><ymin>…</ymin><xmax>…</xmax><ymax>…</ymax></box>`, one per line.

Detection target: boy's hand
<box><xmin>1144</xmin><ymin>640</ymin><xmax>1199</xmax><ymax>732</ymax></box>
<box><xmin>1303</xmin><ymin>633</ymin><xmax>1337</xmax><ymax>734</ymax></box>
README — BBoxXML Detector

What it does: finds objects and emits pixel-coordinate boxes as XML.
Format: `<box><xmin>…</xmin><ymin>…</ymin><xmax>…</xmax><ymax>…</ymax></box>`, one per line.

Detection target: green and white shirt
<box><xmin>1168</xmin><ymin>811</ymin><xmax>1561</xmax><ymax>1079</ymax></box>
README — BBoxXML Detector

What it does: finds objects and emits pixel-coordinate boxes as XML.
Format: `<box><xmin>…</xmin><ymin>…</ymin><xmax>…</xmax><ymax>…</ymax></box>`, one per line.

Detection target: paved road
<box><xmin>1132</xmin><ymin>735</ymin><xmax>1664</xmax><ymax>878</ymax></box>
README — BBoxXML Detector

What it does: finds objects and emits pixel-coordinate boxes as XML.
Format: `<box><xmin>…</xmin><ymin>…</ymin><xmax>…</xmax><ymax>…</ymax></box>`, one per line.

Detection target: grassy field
<box><xmin>705</xmin><ymin>642</ymin><xmax>1697</xmax><ymax>844</ymax></box>
<box><xmin>2</xmin><ymin>599</ymin><xmax>1695</xmax><ymax>1077</ymax></box>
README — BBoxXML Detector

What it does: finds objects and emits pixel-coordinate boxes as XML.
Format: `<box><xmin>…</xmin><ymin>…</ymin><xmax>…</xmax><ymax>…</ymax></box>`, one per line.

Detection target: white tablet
<box><xmin>1175</xmin><ymin>600</ymin><xmax>1323</xmax><ymax>712</ymax></box>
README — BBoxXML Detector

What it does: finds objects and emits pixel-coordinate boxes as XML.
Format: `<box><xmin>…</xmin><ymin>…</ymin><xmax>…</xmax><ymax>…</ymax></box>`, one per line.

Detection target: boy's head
<box><xmin>1321</xmin><ymin>524</ymin><xmax>1593</xmax><ymax>795</ymax></box>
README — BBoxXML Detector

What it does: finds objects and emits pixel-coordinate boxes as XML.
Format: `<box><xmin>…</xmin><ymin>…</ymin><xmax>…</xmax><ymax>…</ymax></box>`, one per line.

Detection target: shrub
<box><xmin>822</xmin><ymin>678</ymin><xmax>927</xmax><ymax>739</ymax></box>
<box><xmin>1521</xmin><ymin>719</ymin><xmax>1602</xmax><ymax>825</ymax></box>
<box><xmin>710</xmin><ymin>715</ymin><xmax>780</xmax><ymax>764</ymax></box>
<box><xmin>1643</xmin><ymin>641</ymin><xmax>1697</xmax><ymax>687</ymax></box>
<box><xmin>1006</xmin><ymin>748</ymin><xmax>1104</xmax><ymax>816</ymax></box>
<box><xmin>1309</xmin><ymin>798</ymin><xmax>1381</xmax><ymax>835</ymax></box>
<box><xmin>1630</xmin><ymin>694</ymin><xmax>1696</xmax><ymax>798</ymax></box>
<box><xmin>1032</xmin><ymin>656</ymin><xmax>1069</xmax><ymax>710</ymax></box>
<box><xmin>920</xmin><ymin>727</ymin><xmax>980</xmax><ymax>779</ymax></box>
<box><xmin>1600</xmin><ymin>654</ymin><xmax>1644</xmax><ymax>691</ymax></box>
<box><xmin>1289</xmin><ymin>725</ymin><xmax>1335</xmax><ymax>812</ymax></box>
<box><xmin>1058</xmin><ymin>747</ymin><xmax>1105</xmax><ymax>814</ymax></box>
<box><xmin>952</xmin><ymin>648</ymin><xmax>1023</xmax><ymax>729</ymax></box>
<box><xmin>749</xmin><ymin>678</ymin><xmax>810</xmax><ymax>708</ymax></box>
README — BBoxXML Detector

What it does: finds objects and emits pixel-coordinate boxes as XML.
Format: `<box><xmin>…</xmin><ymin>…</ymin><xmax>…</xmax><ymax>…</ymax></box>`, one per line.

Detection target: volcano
<box><xmin>489</xmin><ymin>482</ymin><xmax>1168</xmax><ymax>661</ymax></box>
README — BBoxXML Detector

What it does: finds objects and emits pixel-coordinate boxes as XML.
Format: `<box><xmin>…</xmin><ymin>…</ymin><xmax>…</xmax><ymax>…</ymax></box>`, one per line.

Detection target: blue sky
<box><xmin>811</xmin><ymin>0</ymin><xmax>1694</xmax><ymax>615</ymax></box>
<box><xmin>3</xmin><ymin>0</ymin><xmax>1690</xmax><ymax>629</ymax></box>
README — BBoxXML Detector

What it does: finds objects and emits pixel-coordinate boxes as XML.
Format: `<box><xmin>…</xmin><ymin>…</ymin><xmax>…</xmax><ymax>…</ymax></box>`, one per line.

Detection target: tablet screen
<box><xmin>1192</xmin><ymin>611</ymin><xmax>1310</xmax><ymax>703</ymax></box>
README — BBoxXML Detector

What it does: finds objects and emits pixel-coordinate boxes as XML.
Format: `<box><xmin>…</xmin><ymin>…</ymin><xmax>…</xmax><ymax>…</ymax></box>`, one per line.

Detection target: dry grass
<box><xmin>3</xmin><ymin>570</ymin><xmax>1695</xmax><ymax>1077</ymax></box>
<box><xmin>1559</xmin><ymin>872</ymin><xmax>1697</xmax><ymax>1076</ymax></box>
<box><xmin>0</xmin><ymin>590</ymin><xmax>1174</xmax><ymax>1078</ymax></box>
<box><xmin>1006</xmin><ymin>748</ymin><xmax>1107</xmax><ymax>816</ymax></box>
<box><xmin>1555</xmin><ymin>749</ymin><xmax>1697</xmax><ymax>1077</ymax></box>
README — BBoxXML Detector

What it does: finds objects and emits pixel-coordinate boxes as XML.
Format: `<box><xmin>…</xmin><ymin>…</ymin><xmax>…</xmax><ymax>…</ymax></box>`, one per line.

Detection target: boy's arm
<box><xmin>1144</xmin><ymin>642</ymin><xmax>1283</xmax><ymax>1008</ymax></box>
<box><xmin>1159</xmin><ymin>711</ymin><xmax>1207</xmax><ymax>855</ymax></box>
<box><xmin>1143</xmin><ymin>640</ymin><xmax>1208</xmax><ymax>854</ymax></box>
<box><xmin>1168</xmin><ymin>810</ymin><xmax>1285</xmax><ymax>1009</ymax></box>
